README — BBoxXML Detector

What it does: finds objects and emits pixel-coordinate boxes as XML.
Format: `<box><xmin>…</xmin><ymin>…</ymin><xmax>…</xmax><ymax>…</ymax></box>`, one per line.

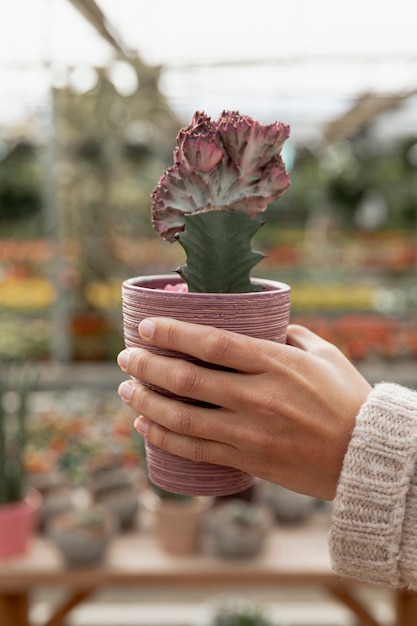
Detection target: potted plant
<box><xmin>89</xmin><ymin>461</ymin><xmax>139</xmax><ymax>531</ymax></box>
<box><xmin>0</xmin><ymin>363</ymin><xmax>41</xmax><ymax>559</ymax></box>
<box><xmin>206</xmin><ymin>499</ymin><xmax>271</xmax><ymax>559</ymax></box>
<box><xmin>198</xmin><ymin>596</ymin><xmax>276</xmax><ymax>626</ymax></box>
<box><xmin>92</xmin><ymin>482</ymin><xmax>139</xmax><ymax>531</ymax></box>
<box><xmin>258</xmin><ymin>480</ymin><xmax>317</xmax><ymax>525</ymax></box>
<box><xmin>47</xmin><ymin>504</ymin><xmax>116</xmax><ymax>566</ymax></box>
<box><xmin>142</xmin><ymin>486</ymin><xmax>212</xmax><ymax>556</ymax></box>
<box><xmin>121</xmin><ymin>110</ymin><xmax>291</xmax><ymax>497</ymax></box>
<box><xmin>32</xmin><ymin>472</ymin><xmax>73</xmax><ymax>533</ymax></box>
<box><xmin>138</xmin><ymin>434</ymin><xmax>212</xmax><ymax>554</ymax></box>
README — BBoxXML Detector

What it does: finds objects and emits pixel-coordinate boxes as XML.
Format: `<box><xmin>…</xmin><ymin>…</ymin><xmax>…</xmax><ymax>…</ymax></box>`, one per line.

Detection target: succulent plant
<box><xmin>53</xmin><ymin>507</ymin><xmax>112</xmax><ymax>537</ymax></box>
<box><xmin>48</xmin><ymin>505</ymin><xmax>115</xmax><ymax>566</ymax></box>
<box><xmin>215</xmin><ymin>499</ymin><xmax>264</xmax><ymax>527</ymax></box>
<box><xmin>151</xmin><ymin>110</ymin><xmax>290</xmax><ymax>293</ymax></box>
<box><xmin>201</xmin><ymin>596</ymin><xmax>276</xmax><ymax>626</ymax></box>
<box><xmin>0</xmin><ymin>363</ymin><xmax>37</xmax><ymax>505</ymax></box>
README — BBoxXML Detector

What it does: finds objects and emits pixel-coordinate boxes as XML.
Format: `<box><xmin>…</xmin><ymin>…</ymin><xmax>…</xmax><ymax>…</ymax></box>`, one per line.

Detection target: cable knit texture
<box><xmin>329</xmin><ymin>382</ymin><xmax>417</xmax><ymax>589</ymax></box>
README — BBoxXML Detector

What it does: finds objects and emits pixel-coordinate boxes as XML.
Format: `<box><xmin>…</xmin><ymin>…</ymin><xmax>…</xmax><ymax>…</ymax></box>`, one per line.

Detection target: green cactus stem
<box><xmin>150</xmin><ymin>111</ymin><xmax>290</xmax><ymax>293</ymax></box>
<box><xmin>177</xmin><ymin>211</ymin><xmax>264</xmax><ymax>293</ymax></box>
<box><xmin>0</xmin><ymin>367</ymin><xmax>6</xmax><ymax>504</ymax></box>
<box><xmin>0</xmin><ymin>363</ymin><xmax>37</xmax><ymax>505</ymax></box>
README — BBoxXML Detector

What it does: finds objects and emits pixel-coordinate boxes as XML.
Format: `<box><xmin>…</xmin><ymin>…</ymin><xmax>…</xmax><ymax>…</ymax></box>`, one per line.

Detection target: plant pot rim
<box><xmin>123</xmin><ymin>274</ymin><xmax>290</xmax><ymax>298</ymax></box>
<box><xmin>142</xmin><ymin>490</ymin><xmax>213</xmax><ymax>514</ymax></box>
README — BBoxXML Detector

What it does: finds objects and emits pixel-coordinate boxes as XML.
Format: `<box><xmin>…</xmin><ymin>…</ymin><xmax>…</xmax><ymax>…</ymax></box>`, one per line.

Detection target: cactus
<box><xmin>53</xmin><ymin>507</ymin><xmax>111</xmax><ymax>537</ymax></box>
<box><xmin>0</xmin><ymin>363</ymin><xmax>37</xmax><ymax>505</ymax></box>
<box><xmin>151</xmin><ymin>110</ymin><xmax>290</xmax><ymax>293</ymax></box>
<box><xmin>202</xmin><ymin>596</ymin><xmax>276</xmax><ymax>626</ymax></box>
<box><xmin>215</xmin><ymin>499</ymin><xmax>264</xmax><ymax>528</ymax></box>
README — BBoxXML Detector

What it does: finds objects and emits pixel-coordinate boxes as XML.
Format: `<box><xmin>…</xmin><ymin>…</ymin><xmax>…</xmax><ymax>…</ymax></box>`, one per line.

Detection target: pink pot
<box><xmin>122</xmin><ymin>274</ymin><xmax>291</xmax><ymax>496</ymax></box>
<box><xmin>0</xmin><ymin>488</ymin><xmax>41</xmax><ymax>559</ymax></box>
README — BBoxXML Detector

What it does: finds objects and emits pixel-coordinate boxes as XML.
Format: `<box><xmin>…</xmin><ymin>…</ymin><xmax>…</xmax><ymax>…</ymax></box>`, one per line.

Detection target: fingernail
<box><xmin>117</xmin><ymin>349</ymin><xmax>130</xmax><ymax>371</ymax></box>
<box><xmin>118</xmin><ymin>380</ymin><xmax>133</xmax><ymax>402</ymax></box>
<box><xmin>134</xmin><ymin>415</ymin><xmax>149</xmax><ymax>435</ymax></box>
<box><xmin>139</xmin><ymin>319</ymin><xmax>155</xmax><ymax>341</ymax></box>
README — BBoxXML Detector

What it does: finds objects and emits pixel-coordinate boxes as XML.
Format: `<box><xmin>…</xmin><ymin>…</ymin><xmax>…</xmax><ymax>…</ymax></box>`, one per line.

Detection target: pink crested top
<box><xmin>151</xmin><ymin>110</ymin><xmax>290</xmax><ymax>243</ymax></box>
<box><xmin>163</xmin><ymin>283</ymin><xmax>189</xmax><ymax>292</ymax></box>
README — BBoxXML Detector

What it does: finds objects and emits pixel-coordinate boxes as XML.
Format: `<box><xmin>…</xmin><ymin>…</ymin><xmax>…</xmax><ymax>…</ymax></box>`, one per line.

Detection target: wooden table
<box><xmin>0</xmin><ymin>516</ymin><xmax>414</xmax><ymax>626</ymax></box>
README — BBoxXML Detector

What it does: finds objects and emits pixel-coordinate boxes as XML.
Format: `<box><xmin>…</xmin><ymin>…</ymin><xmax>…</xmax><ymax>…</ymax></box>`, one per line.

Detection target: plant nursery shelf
<box><xmin>0</xmin><ymin>516</ymin><xmax>413</xmax><ymax>626</ymax></box>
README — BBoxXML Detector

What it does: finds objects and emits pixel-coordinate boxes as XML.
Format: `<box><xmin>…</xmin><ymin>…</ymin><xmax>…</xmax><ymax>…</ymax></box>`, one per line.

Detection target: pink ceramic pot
<box><xmin>122</xmin><ymin>274</ymin><xmax>291</xmax><ymax>496</ymax></box>
<box><xmin>0</xmin><ymin>488</ymin><xmax>41</xmax><ymax>559</ymax></box>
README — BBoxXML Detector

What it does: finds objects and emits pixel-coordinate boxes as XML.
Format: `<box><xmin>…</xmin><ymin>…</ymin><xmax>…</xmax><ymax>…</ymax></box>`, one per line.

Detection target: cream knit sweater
<box><xmin>329</xmin><ymin>382</ymin><xmax>417</xmax><ymax>589</ymax></box>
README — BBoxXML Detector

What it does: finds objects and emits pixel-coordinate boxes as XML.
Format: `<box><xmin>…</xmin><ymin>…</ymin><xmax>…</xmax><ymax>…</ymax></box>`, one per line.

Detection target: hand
<box><xmin>117</xmin><ymin>319</ymin><xmax>371</xmax><ymax>500</ymax></box>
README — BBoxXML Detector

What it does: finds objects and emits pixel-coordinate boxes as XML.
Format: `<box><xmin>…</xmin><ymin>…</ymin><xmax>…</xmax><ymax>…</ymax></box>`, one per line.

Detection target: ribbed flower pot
<box><xmin>122</xmin><ymin>274</ymin><xmax>291</xmax><ymax>497</ymax></box>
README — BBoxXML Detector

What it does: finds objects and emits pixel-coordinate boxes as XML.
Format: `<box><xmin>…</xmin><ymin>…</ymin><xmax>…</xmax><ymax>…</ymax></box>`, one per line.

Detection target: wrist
<box><xmin>329</xmin><ymin>382</ymin><xmax>417</xmax><ymax>587</ymax></box>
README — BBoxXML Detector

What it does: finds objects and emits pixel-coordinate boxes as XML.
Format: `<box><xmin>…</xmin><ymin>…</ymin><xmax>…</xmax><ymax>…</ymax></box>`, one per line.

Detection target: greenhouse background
<box><xmin>1</xmin><ymin>0</ymin><xmax>417</xmax><ymax>367</ymax></box>
<box><xmin>0</xmin><ymin>2</ymin><xmax>417</xmax><ymax>624</ymax></box>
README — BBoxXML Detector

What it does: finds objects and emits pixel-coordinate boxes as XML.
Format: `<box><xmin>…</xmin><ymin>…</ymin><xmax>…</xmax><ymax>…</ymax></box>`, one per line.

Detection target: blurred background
<box><xmin>1</xmin><ymin>0</ymin><xmax>417</xmax><ymax>366</ymax></box>
<box><xmin>1</xmin><ymin>2</ymin><xmax>416</xmax><ymax>624</ymax></box>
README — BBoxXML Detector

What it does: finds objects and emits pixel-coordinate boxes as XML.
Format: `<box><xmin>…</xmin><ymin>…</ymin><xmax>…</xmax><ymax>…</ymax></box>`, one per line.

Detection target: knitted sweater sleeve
<box><xmin>329</xmin><ymin>382</ymin><xmax>417</xmax><ymax>589</ymax></box>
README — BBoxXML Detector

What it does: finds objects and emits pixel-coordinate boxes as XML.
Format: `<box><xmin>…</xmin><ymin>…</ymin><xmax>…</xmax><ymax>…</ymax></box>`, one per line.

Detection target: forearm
<box><xmin>329</xmin><ymin>383</ymin><xmax>417</xmax><ymax>589</ymax></box>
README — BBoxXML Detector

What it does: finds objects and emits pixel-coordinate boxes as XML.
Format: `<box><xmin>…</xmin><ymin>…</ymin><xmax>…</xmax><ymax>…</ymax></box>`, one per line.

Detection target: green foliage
<box><xmin>0</xmin><ymin>142</ymin><xmax>42</xmax><ymax>226</ymax></box>
<box><xmin>177</xmin><ymin>211</ymin><xmax>264</xmax><ymax>293</ymax></box>
<box><xmin>278</xmin><ymin>137</ymin><xmax>417</xmax><ymax>232</ymax></box>
<box><xmin>49</xmin><ymin>60</ymin><xmax>180</xmax><ymax>292</ymax></box>
<box><xmin>59</xmin><ymin>508</ymin><xmax>109</xmax><ymax>533</ymax></box>
<box><xmin>216</xmin><ymin>500</ymin><xmax>262</xmax><ymax>527</ymax></box>
<box><xmin>150</xmin><ymin>485</ymin><xmax>193</xmax><ymax>501</ymax></box>
<box><xmin>0</xmin><ymin>314</ymin><xmax>49</xmax><ymax>362</ymax></box>
<box><xmin>0</xmin><ymin>363</ymin><xmax>37</xmax><ymax>504</ymax></box>
<box><xmin>204</xmin><ymin>597</ymin><xmax>275</xmax><ymax>626</ymax></box>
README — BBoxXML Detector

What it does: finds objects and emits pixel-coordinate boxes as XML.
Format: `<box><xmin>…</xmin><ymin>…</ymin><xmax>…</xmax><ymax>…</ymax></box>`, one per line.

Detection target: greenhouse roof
<box><xmin>1</xmin><ymin>0</ymin><xmax>416</xmax><ymax>145</ymax></box>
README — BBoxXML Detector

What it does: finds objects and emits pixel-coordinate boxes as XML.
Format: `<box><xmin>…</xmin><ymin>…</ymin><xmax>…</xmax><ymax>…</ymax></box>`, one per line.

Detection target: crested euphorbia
<box><xmin>151</xmin><ymin>110</ymin><xmax>290</xmax><ymax>293</ymax></box>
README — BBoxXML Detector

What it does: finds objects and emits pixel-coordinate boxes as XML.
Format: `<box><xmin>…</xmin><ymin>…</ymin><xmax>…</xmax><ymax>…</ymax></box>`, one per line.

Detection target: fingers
<box><xmin>137</xmin><ymin>317</ymin><xmax>279</xmax><ymax>373</ymax></box>
<box><xmin>118</xmin><ymin>378</ymin><xmax>239</xmax><ymax>444</ymax></box>
<box><xmin>115</xmin><ymin>318</ymin><xmax>374</xmax><ymax>500</ymax></box>
<box><xmin>134</xmin><ymin>415</ymin><xmax>240</xmax><ymax>467</ymax></box>
<box><xmin>118</xmin><ymin>347</ymin><xmax>245</xmax><ymax>408</ymax></box>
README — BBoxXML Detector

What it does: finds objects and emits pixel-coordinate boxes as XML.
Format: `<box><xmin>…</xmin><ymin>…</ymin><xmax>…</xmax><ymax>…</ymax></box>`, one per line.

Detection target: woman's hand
<box><xmin>117</xmin><ymin>319</ymin><xmax>371</xmax><ymax>500</ymax></box>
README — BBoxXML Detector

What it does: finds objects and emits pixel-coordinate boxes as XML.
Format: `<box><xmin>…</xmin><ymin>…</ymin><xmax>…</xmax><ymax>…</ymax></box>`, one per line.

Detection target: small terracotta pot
<box><xmin>142</xmin><ymin>491</ymin><xmax>212</xmax><ymax>555</ymax></box>
<box><xmin>122</xmin><ymin>274</ymin><xmax>291</xmax><ymax>497</ymax></box>
<box><xmin>0</xmin><ymin>488</ymin><xmax>42</xmax><ymax>559</ymax></box>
